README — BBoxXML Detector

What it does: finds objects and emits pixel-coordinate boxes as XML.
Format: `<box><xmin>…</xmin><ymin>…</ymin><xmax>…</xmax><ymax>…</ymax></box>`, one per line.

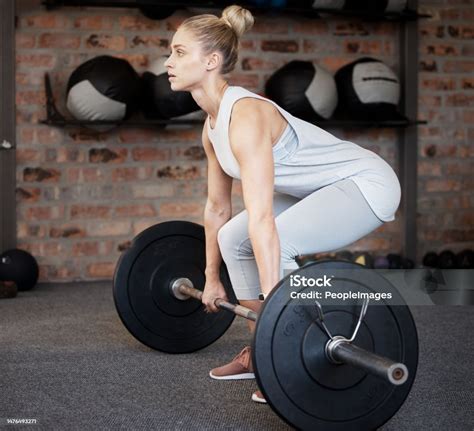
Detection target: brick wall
<box><xmin>14</xmin><ymin>0</ymin><xmax>473</xmax><ymax>282</ymax></box>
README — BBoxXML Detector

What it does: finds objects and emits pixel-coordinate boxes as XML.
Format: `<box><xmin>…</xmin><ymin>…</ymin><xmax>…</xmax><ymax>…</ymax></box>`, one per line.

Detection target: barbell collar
<box><xmin>326</xmin><ymin>336</ymin><xmax>409</xmax><ymax>386</ymax></box>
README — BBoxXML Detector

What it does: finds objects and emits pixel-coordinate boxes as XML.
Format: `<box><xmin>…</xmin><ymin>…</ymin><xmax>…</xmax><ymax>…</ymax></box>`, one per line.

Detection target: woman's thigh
<box><xmin>275</xmin><ymin>178</ymin><xmax>384</xmax><ymax>257</ymax></box>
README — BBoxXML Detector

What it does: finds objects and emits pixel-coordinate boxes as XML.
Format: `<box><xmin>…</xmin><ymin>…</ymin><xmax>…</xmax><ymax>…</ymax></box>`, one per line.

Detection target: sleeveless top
<box><xmin>206</xmin><ymin>86</ymin><xmax>401</xmax><ymax>222</ymax></box>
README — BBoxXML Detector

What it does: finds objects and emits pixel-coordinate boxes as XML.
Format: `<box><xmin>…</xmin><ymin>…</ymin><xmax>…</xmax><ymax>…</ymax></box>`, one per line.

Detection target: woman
<box><xmin>164</xmin><ymin>5</ymin><xmax>401</xmax><ymax>404</ymax></box>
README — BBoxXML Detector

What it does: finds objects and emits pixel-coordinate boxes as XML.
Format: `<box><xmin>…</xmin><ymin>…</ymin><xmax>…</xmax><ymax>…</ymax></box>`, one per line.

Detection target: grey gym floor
<box><xmin>0</xmin><ymin>282</ymin><xmax>472</xmax><ymax>431</ymax></box>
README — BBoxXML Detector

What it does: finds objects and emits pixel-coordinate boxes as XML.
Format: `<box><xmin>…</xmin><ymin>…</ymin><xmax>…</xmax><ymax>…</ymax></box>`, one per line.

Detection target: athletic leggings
<box><xmin>217</xmin><ymin>178</ymin><xmax>384</xmax><ymax>300</ymax></box>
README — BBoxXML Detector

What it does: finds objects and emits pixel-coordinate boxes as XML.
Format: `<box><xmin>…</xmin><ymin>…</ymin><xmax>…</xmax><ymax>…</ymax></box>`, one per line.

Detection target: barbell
<box><xmin>113</xmin><ymin>220</ymin><xmax>419</xmax><ymax>430</ymax></box>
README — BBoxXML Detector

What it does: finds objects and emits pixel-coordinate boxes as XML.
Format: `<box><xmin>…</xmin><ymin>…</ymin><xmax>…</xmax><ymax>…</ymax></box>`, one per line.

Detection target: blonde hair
<box><xmin>179</xmin><ymin>5</ymin><xmax>254</xmax><ymax>74</ymax></box>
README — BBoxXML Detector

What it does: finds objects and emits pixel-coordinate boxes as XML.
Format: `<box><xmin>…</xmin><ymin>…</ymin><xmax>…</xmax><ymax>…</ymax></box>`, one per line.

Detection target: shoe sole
<box><xmin>209</xmin><ymin>371</ymin><xmax>255</xmax><ymax>380</ymax></box>
<box><xmin>251</xmin><ymin>393</ymin><xmax>267</xmax><ymax>404</ymax></box>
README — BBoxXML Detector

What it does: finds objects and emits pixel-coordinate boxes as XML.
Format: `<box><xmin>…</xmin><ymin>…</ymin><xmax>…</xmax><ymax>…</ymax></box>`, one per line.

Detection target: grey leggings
<box><xmin>217</xmin><ymin>178</ymin><xmax>384</xmax><ymax>300</ymax></box>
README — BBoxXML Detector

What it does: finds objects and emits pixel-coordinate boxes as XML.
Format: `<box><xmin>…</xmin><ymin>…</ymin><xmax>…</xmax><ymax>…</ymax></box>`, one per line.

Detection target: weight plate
<box><xmin>113</xmin><ymin>221</ymin><xmax>236</xmax><ymax>353</ymax></box>
<box><xmin>253</xmin><ymin>260</ymin><xmax>418</xmax><ymax>431</ymax></box>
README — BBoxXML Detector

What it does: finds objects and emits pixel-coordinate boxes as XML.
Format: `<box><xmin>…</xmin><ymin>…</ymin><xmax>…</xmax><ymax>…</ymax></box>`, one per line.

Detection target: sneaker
<box><xmin>251</xmin><ymin>390</ymin><xmax>267</xmax><ymax>404</ymax></box>
<box><xmin>209</xmin><ymin>346</ymin><xmax>255</xmax><ymax>380</ymax></box>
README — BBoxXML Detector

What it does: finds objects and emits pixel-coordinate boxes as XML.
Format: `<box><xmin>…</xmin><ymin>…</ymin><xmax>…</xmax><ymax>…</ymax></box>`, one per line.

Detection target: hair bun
<box><xmin>221</xmin><ymin>5</ymin><xmax>254</xmax><ymax>38</ymax></box>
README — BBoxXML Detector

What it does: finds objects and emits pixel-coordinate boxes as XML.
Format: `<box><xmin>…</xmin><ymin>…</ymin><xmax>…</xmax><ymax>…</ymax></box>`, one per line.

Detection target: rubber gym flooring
<box><xmin>0</xmin><ymin>281</ymin><xmax>472</xmax><ymax>430</ymax></box>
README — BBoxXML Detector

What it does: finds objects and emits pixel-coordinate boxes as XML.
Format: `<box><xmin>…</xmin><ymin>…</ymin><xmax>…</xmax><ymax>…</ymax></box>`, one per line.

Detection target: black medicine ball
<box><xmin>265</xmin><ymin>60</ymin><xmax>338</xmax><ymax>122</ymax></box>
<box><xmin>0</xmin><ymin>249</ymin><xmax>39</xmax><ymax>291</ymax></box>
<box><xmin>335</xmin><ymin>57</ymin><xmax>402</xmax><ymax>121</ymax></box>
<box><xmin>66</xmin><ymin>55</ymin><xmax>141</xmax><ymax>122</ymax></box>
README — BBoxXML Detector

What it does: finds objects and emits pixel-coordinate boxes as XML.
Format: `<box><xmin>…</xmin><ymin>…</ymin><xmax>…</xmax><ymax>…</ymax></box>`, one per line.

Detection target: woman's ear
<box><xmin>206</xmin><ymin>52</ymin><xmax>222</xmax><ymax>71</ymax></box>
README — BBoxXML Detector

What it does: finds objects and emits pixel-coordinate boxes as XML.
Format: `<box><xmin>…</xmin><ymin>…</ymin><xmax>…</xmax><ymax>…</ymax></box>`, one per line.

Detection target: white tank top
<box><xmin>206</xmin><ymin>86</ymin><xmax>401</xmax><ymax>222</ymax></box>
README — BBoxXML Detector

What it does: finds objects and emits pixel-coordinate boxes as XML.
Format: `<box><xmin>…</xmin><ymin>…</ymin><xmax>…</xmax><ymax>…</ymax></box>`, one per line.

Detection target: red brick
<box><xmin>420</xmin><ymin>60</ymin><xmax>438</xmax><ymax>72</ymax></box>
<box><xmin>73</xmin><ymin>16</ymin><xmax>113</xmax><ymax>30</ymax></box>
<box><xmin>159</xmin><ymin>202</ymin><xmax>203</xmax><ymax>217</ymax></box>
<box><xmin>419</xmin><ymin>95</ymin><xmax>442</xmax><ymax>107</ymax></box>
<box><xmin>344</xmin><ymin>40</ymin><xmax>383</xmax><ymax>55</ymax></box>
<box><xmin>174</xmin><ymin>146</ymin><xmax>205</xmax><ymax>161</ymax></box>
<box><xmin>241</xmin><ymin>57</ymin><xmax>280</xmax><ymax>71</ymax></box>
<box><xmin>334</xmin><ymin>22</ymin><xmax>370</xmax><ymax>37</ymax></box>
<box><xmin>175</xmin><ymin>182</ymin><xmax>207</xmax><ymax>198</ymax></box>
<box><xmin>118</xmin><ymin>129</ymin><xmax>161</xmax><ymax>144</ymax></box>
<box><xmin>240</xmin><ymin>40</ymin><xmax>257</xmax><ymax>51</ymax></box>
<box><xmin>156</xmin><ymin>165</ymin><xmax>200</xmax><ymax>180</ymax></box>
<box><xmin>21</xmin><ymin>14</ymin><xmax>70</xmax><ymax>29</ymax></box>
<box><xmin>446</xmin><ymin>93</ymin><xmax>474</xmax><ymax>107</ymax></box>
<box><xmin>119</xmin><ymin>15</ymin><xmax>161</xmax><ymax>31</ymax></box>
<box><xmin>16</xmin><ymin>149</ymin><xmax>41</xmax><ymax>164</ymax></box>
<box><xmin>16</xmin><ymin>71</ymin><xmax>44</xmax><ymax>86</ymax></box>
<box><xmin>422</xmin><ymin>43</ymin><xmax>459</xmax><ymax>56</ymax></box>
<box><xmin>68</xmin><ymin>130</ymin><xmax>108</xmax><ymax>144</ymax></box>
<box><xmin>16</xmin><ymin>187</ymin><xmax>41</xmax><ymax>203</ymax></box>
<box><xmin>446</xmin><ymin>25</ymin><xmax>474</xmax><ymax>39</ymax></box>
<box><xmin>17</xmin><ymin>223</ymin><xmax>47</xmax><ymax>239</ymax></box>
<box><xmin>24</xmin><ymin>205</ymin><xmax>65</xmax><ymax>221</ymax></box>
<box><xmin>89</xmin><ymin>148</ymin><xmax>128</xmax><ymax>163</ymax></box>
<box><xmin>87</xmin><ymin>221</ymin><xmax>131</xmax><ymax>237</ymax></box>
<box><xmin>425</xmin><ymin>179</ymin><xmax>463</xmax><ymax>192</ymax></box>
<box><xmin>444</xmin><ymin>60</ymin><xmax>474</xmax><ymax>73</ymax></box>
<box><xmin>115</xmin><ymin>204</ymin><xmax>156</xmax><ymax>217</ymax></box>
<box><xmin>47</xmin><ymin>148</ymin><xmax>84</xmax><ymax>163</ymax></box>
<box><xmin>461</xmin><ymin>77</ymin><xmax>474</xmax><ymax>89</ymax></box>
<box><xmin>418</xmin><ymin>161</ymin><xmax>442</xmax><ymax>176</ymax></box>
<box><xmin>67</xmin><ymin>167</ymin><xmax>104</xmax><ymax>183</ymax></box>
<box><xmin>85</xmin><ymin>34</ymin><xmax>126</xmax><ymax>51</ymax></box>
<box><xmin>112</xmin><ymin>166</ymin><xmax>154</xmax><ymax>182</ymax></box>
<box><xmin>132</xmin><ymin>183</ymin><xmax>175</xmax><ymax>199</ymax></box>
<box><xmin>38</xmin><ymin>33</ymin><xmax>81</xmax><ymax>49</ymax></box>
<box><xmin>420</xmin><ymin>25</ymin><xmax>445</xmax><ymax>38</ymax></box>
<box><xmin>228</xmin><ymin>73</ymin><xmax>260</xmax><ymax>88</ymax></box>
<box><xmin>38</xmin><ymin>128</ymin><xmax>62</xmax><ymax>145</ymax></box>
<box><xmin>50</xmin><ymin>225</ymin><xmax>86</xmax><ymax>239</ymax></box>
<box><xmin>16</xmin><ymin>34</ymin><xmax>35</xmax><ymax>49</ymax></box>
<box><xmin>23</xmin><ymin>167</ymin><xmax>61</xmax><ymax>183</ymax></box>
<box><xmin>132</xmin><ymin>147</ymin><xmax>171</xmax><ymax>162</ymax></box>
<box><xmin>463</xmin><ymin>110</ymin><xmax>474</xmax><ymax>123</ymax></box>
<box><xmin>72</xmin><ymin>242</ymin><xmax>100</xmax><ymax>257</ymax></box>
<box><xmin>16</xmin><ymin>54</ymin><xmax>55</xmax><ymax>68</ymax></box>
<box><xmin>292</xmin><ymin>20</ymin><xmax>328</xmax><ymax>35</ymax></box>
<box><xmin>16</xmin><ymin>90</ymin><xmax>45</xmax><ymax>107</ymax></box>
<box><xmin>130</xmin><ymin>35</ymin><xmax>169</xmax><ymax>49</ymax></box>
<box><xmin>261</xmin><ymin>40</ymin><xmax>299</xmax><ymax>53</ymax></box>
<box><xmin>71</xmin><ymin>205</ymin><xmax>111</xmax><ymax>219</ymax></box>
<box><xmin>421</xmin><ymin>77</ymin><xmax>456</xmax><ymax>91</ymax></box>
<box><xmin>444</xmin><ymin>160</ymin><xmax>474</xmax><ymax>176</ymax></box>
<box><xmin>87</xmin><ymin>262</ymin><xmax>116</xmax><ymax>278</ymax></box>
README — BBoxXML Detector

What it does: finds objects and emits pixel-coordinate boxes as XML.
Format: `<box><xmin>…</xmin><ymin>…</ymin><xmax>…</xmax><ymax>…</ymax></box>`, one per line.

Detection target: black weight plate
<box><xmin>253</xmin><ymin>260</ymin><xmax>418</xmax><ymax>431</ymax></box>
<box><xmin>113</xmin><ymin>221</ymin><xmax>236</xmax><ymax>353</ymax></box>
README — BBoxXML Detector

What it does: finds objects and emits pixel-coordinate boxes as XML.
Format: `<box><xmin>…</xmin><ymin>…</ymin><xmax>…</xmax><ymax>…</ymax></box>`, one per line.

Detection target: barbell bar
<box><xmin>170</xmin><ymin>277</ymin><xmax>408</xmax><ymax>386</ymax></box>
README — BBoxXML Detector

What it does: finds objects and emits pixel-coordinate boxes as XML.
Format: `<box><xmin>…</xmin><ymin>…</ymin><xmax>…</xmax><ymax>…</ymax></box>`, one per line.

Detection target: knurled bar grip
<box><xmin>174</xmin><ymin>281</ymin><xmax>408</xmax><ymax>385</ymax></box>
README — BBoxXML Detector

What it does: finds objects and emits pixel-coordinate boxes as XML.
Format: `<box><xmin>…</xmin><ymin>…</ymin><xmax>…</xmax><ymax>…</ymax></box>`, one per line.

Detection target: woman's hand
<box><xmin>202</xmin><ymin>278</ymin><xmax>229</xmax><ymax>313</ymax></box>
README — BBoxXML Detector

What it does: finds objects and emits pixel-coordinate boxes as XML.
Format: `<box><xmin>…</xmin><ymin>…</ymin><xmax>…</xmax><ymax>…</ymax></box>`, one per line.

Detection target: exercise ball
<box><xmin>0</xmin><ymin>249</ymin><xmax>39</xmax><ymax>291</ymax></box>
<box><xmin>265</xmin><ymin>60</ymin><xmax>338</xmax><ymax>122</ymax></box>
<box><xmin>66</xmin><ymin>55</ymin><xmax>141</xmax><ymax>123</ymax></box>
<box><xmin>312</xmin><ymin>0</ymin><xmax>407</xmax><ymax>12</ymax></box>
<box><xmin>334</xmin><ymin>57</ymin><xmax>402</xmax><ymax>120</ymax></box>
<box><xmin>140</xmin><ymin>56</ymin><xmax>201</xmax><ymax>120</ymax></box>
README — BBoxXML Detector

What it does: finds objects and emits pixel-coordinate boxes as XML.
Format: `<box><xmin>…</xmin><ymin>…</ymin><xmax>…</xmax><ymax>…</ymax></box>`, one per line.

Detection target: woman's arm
<box><xmin>229</xmin><ymin>100</ymin><xmax>280</xmax><ymax>296</ymax></box>
<box><xmin>202</xmin><ymin>120</ymin><xmax>233</xmax><ymax>282</ymax></box>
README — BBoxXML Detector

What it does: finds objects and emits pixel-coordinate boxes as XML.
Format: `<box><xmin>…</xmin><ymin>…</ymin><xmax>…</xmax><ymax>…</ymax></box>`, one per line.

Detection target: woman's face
<box><xmin>164</xmin><ymin>27</ymin><xmax>210</xmax><ymax>92</ymax></box>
